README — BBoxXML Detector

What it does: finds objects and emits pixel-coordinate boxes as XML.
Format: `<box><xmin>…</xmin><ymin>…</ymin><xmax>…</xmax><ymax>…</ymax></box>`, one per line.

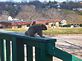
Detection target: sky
<box><xmin>0</xmin><ymin>0</ymin><xmax>82</xmax><ymax>2</ymax></box>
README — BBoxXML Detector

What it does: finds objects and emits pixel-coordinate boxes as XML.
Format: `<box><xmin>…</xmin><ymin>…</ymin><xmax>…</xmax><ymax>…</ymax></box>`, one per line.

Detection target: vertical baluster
<box><xmin>0</xmin><ymin>39</ymin><xmax>4</xmax><ymax>61</ymax></box>
<box><xmin>27</xmin><ymin>45</ymin><xmax>33</xmax><ymax>61</ymax></box>
<box><xmin>12</xmin><ymin>37</ymin><xmax>24</xmax><ymax>61</ymax></box>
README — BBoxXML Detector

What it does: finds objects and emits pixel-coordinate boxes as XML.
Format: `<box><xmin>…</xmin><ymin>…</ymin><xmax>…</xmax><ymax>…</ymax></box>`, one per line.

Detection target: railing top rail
<box><xmin>0</xmin><ymin>31</ymin><xmax>56</xmax><ymax>43</ymax></box>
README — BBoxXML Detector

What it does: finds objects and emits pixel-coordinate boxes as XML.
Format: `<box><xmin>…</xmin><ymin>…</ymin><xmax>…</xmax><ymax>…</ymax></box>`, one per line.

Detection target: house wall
<box><xmin>47</xmin><ymin>22</ymin><xmax>60</xmax><ymax>28</ymax></box>
<box><xmin>0</xmin><ymin>22</ymin><xmax>12</xmax><ymax>28</ymax></box>
<box><xmin>12</xmin><ymin>26</ymin><xmax>18</xmax><ymax>29</ymax></box>
<box><xmin>22</xmin><ymin>25</ymin><xmax>27</xmax><ymax>28</ymax></box>
<box><xmin>11</xmin><ymin>25</ymin><xmax>28</xmax><ymax>29</ymax></box>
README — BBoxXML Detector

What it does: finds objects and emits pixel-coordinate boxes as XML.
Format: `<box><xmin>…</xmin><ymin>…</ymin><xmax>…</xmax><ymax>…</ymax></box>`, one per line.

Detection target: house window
<box><xmin>51</xmin><ymin>24</ymin><xmax>55</xmax><ymax>27</ymax></box>
<box><xmin>18</xmin><ymin>25</ymin><xmax>22</xmax><ymax>28</ymax></box>
<box><xmin>27</xmin><ymin>24</ymin><xmax>30</xmax><ymax>27</ymax></box>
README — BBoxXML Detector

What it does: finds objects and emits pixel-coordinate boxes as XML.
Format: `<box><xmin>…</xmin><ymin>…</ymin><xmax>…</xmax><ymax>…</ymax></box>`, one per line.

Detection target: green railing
<box><xmin>0</xmin><ymin>31</ymin><xmax>82</xmax><ymax>61</ymax></box>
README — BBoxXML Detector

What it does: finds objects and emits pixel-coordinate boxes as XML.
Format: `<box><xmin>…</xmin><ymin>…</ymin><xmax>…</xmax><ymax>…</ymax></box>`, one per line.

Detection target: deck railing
<box><xmin>0</xmin><ymin>31</ymin><xmax>82</xmax><ymax>61</ymax></box>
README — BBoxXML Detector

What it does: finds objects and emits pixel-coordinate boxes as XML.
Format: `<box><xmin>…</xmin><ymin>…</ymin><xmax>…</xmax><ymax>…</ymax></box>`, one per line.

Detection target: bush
<box><xmin>62</xmin><ymin>24</ymin><xmax>71</xmax><ymax>27</ymax></box>
<box><xmin>80</xmin><ymin>24</ymin><xmax>82</xmax><ymax>27</ymax></box>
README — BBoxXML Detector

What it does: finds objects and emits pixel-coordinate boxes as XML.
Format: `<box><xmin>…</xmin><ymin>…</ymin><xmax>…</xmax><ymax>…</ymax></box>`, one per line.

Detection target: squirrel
<box><xmin>25</xmin><ymin>21</ymin><xmax>47</xmax><ymax>37</ymax></box>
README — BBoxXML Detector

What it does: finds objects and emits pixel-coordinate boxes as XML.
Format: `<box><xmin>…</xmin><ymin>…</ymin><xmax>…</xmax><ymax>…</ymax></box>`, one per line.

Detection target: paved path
<box><xmin>51</xmin><ymin>35</ymin><xmax>82</xmax><ymax>60</ymax></box>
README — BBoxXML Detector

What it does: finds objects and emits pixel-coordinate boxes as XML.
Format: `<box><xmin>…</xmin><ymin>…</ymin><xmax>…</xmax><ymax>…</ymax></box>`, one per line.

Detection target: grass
<box><xmin>5</xmin><ymin>27</ymin><xmax>82</xmax><ymax>36</ymax></box>
<box><xmin>5</xmin><ymin>28</ymin><xmax>27</xmax><ymax>32</ymax></box>
<box><xmin>43</xmin><ymin>27</ymin><xmax>82</xmax><ymax>35</ymax></box>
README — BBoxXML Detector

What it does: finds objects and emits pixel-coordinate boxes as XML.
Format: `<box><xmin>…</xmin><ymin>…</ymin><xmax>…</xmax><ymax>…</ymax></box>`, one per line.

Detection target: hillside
<box><xmin>0</xmin><ymin>3</ymin><xmax>82</xmax><ymax>23</ymax></box>
<box><xmin>16</xmin><ymin>5</ymin><xmax>82</xmax><ymax>23</ymax></box>
<box><xmin>16</xmin><ymin>5</ymin><xmax>61</xmax><ymax>20</ymax></box>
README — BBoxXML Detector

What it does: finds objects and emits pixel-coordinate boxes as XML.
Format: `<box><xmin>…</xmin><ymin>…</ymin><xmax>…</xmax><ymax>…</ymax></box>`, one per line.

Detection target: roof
<box><xmin>11</xmin><ymin>21</ymin><xmax>31</xmax><ymax>26</ymax></box>
<box><xmin>0</xmin><ymin>19</ymin><xmax>62</xmax><ymax>26</ymax></box>
<box><xmin>0</xmin><ymin>20</ymin><xmax>31</xmax><ymax>26</ymax></box>
<box><xmin>36</xmin><ymin>18</ymin><xmax>61</xmax><ymax>24</ymax></box>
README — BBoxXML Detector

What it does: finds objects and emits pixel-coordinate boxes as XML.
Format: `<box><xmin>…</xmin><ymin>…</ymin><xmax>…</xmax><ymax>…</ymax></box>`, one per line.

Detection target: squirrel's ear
<box><xmin>41</xmin><ymin>24</ymin><xmax>47</xmax><ymax>30</ymax></box>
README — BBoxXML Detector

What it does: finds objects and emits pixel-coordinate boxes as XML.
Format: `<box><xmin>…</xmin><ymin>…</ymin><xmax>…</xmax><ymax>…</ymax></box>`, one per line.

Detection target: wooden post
<box><xmin>27</xmin><ymin>45</ymin><xmax>33</xmax><ymax>61</ymax></box>
<box><xmin>35</xmin><ymin>43</ymin><xmax>53</xmax><ymax>61</ymax></box>
<box><xmin>6</xmin><ymin>40</ymin><xmax>10</xmax><ymax>61</ymax></box>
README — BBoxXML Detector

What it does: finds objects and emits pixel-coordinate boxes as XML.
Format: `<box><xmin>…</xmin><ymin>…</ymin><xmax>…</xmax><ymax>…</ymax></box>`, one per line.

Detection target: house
<box><xmin>8</xmin><ymin>16</ymin><xmax>13</xmax><ymax>21</ymax></box>
<box><xmin>0</xmin><ymin>18</ymin><xmax>62</xmax><ymax>29</ymax></box>
<box><xmin>36</xmin><ymin>18</ymin><xmax>61</xmax><ymax>28</ymax></box>
<box><xmin>0</xmin><ymin>20</ymin><xmax>31</xmax><ymax>29</ymax></box>
<box><xmin>61</xmin><ymin>19</ymin><xmax>67</xmax><ymax>26</ymax></box>
<box><xmin>60</xmin><ymin>19</ymin><xmax>82</xmax><ymax>27</ymax></box>
<box><xmin>67</xmin><ymin>20</ymin><xmax>82</xmax><ymax>27</ymax></box>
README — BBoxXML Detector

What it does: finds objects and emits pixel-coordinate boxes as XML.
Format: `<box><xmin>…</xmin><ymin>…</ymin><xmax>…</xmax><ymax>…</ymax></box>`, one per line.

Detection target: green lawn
<box><xmin>43</xmin><ymin>27</ymin><xmax>82</xmax><ymax>35</ymax></box>
<box><xmin>6</xmin><ymin>27</ymin><xmax>82</xmax><ymax>35</ymax></box>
